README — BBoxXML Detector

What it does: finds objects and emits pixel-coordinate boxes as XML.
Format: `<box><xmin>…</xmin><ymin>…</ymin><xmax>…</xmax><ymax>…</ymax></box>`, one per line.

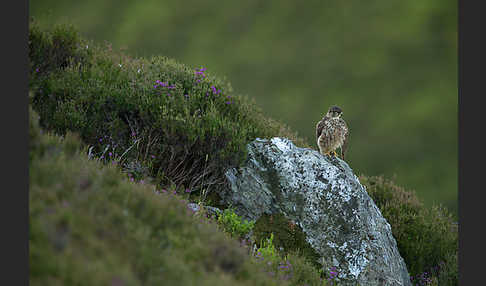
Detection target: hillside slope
<box><xmin>28</xmin><ymin>22</ymin><xmax>458</xmax><ymax>286</ymax></box>
<box><xmin>29</xmin><ymin>0</ymin><xmax>458</xmax><ymax>214</ymax></box>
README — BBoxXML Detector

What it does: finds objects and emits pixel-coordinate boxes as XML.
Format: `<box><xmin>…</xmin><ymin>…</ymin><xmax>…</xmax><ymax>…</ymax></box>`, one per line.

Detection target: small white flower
<box><xmin>119</xmin><ymin>64</ymin><xmax>122</xmax><ymax>68</ymax></box>
<box><xmin>137</xmin><ymin>68</ymin><xmax>141</xmax><ymax>73</ymax></box>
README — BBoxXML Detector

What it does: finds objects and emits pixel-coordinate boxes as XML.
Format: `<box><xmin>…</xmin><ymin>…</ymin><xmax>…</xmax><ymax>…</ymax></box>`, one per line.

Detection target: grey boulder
<box><xmin>220</xmin><ymin>137</ymin><xmax>411</xmax><ymax>286</ymax></box>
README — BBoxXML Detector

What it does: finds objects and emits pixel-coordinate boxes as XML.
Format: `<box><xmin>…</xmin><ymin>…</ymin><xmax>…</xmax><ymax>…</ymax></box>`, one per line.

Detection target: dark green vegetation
<box><xmin>29</xmin><ymin>19</ymin><xmax>306</xmax><ymax>200</ymax></box>
<box><xmin>361</xmin><ymin>176</ymin><xmax>458</xmax><ymax>285</ymax></box>
<box><xmin>29</xmin><ymin>108</ymin><xmax>324</xmax><ymax>286</ymax></box>
<box><xmin>253</xmin><ymin>214</ymin><xmax>321</xmax><ymax>269</ymax></box>
<box><xmin>30</xmin><ymin>0</ymin><xmax>457</xmax><ymax>215</ymax></box>
<box><xmin>29</xmin><ymin>23</ymin><xmax>457</xmax><ymax>285</ymax></box>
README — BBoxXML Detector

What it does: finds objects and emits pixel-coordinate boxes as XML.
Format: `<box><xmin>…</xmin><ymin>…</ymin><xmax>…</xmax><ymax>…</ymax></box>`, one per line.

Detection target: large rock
<box><xmin>221</xmin><ymin>137</ymin><xmax>411</xmax><ymax>286</ymax></box>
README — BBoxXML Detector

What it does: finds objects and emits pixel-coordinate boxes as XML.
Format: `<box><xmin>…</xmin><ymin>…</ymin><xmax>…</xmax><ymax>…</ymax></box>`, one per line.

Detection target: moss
<box><xmin>253</xmin><ymin>213</ymin><xmax>321</xmax><ymax>270</ymax></box>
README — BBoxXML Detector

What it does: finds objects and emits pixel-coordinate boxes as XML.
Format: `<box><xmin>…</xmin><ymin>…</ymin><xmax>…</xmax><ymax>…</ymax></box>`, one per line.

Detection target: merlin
<box><xmin>315</xmin><ymin>105</ymin><xmax>349</xmax><ymax>159</ymax></box>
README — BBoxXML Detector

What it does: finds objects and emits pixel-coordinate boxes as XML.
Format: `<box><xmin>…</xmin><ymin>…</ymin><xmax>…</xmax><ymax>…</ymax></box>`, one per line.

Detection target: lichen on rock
<box><xmin>220</xmin><ymin>137</ymin><xmax>412</xmax><ymax>286</ymax></box>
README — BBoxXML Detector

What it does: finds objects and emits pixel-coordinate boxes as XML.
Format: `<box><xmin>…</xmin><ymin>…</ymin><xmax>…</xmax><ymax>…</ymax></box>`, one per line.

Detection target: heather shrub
<box><xmin>360</xmin><ymin>175</ymin><xmax>458</xmax><ymax>285</ymax></box>
<box><xmin>28</xmin><ymin>19</ymin><xmax>91</xmax><ymax>81</ymax></box>
<box><xmin>30</xmin><ymin>108</ymin><xmax>286</xmax><ymax>286</ymax></box>
<box><xmin>28</xmin><ymin>22</ymin><xmax>308</xmax><ymax>204</ymax></box>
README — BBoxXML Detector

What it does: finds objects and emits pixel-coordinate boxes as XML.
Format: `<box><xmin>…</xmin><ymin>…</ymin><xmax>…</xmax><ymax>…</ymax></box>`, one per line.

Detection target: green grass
<box><xmin>28</xmin><ymin>21</ymin><xmax>458</xmax><ymax>286</ymax></box>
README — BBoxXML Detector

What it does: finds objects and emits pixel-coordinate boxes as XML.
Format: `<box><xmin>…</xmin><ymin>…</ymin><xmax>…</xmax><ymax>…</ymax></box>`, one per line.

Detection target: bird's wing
<box><xmin>341</xmin><ymin>123</ymin><xmax>349</xmax><ymax>160</ymax></box>
<box><xmin>316</xmin><ymin>118</ymin><xmax>326</xmax><ymax>142</ymax></box>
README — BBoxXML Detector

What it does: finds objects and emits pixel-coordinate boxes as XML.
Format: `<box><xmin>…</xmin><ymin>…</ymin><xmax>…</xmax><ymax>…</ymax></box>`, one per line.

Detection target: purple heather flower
<box><xmin>226</xmin><ymin>101</ymin><xmax>231</xmax><ymax>105</ymax></box>
<box><xmin>109</xmin><ymin>152</ymin><xmax>113</xmax><ymax>157</ymax></box>
<box><xmin>130</xmin><ymin>177</ymin><xmax>134</xmax><ymax>182</ymax></box>
<box><xmin>196</xmin><ymin>79</ymin><xmax>201</xmax><ymax>83</ymax></box>
<box><xmin>184</xmin><ymin>94</ymin><xmax>189</xmax><ymax>98</ymax></box>
<box><xmin>185</xmin><ymin>189</ymin><xmax>191</xmax><ymax>193</ymax></box>
<box><xmin>173</xmin><ymin>191</ymin><xmax>177</xmax><ymax>195</ymax></box>
<box><xmin>35</xmin><ymin>68</ymin><xmax>39</xmax><ymax>73</ymax></box>
<box><xmin>151</xmin><ymin>155</ymin><xmax>156</xmax><ymax>159</ymax></box>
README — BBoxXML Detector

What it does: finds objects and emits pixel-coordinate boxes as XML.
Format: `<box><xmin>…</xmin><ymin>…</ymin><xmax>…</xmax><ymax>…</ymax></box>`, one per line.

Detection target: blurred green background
<box><xmin>29</xmin><ymin>0</ymin><xmax>457</xmax><ymax>217</ymax></box>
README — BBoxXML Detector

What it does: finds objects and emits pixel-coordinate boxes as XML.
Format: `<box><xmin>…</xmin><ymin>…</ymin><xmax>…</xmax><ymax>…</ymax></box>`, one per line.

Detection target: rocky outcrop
<box><xmin>220</xmin><ymin>137</ymin><xmax>411</xmax><ymax>286</ymax></box>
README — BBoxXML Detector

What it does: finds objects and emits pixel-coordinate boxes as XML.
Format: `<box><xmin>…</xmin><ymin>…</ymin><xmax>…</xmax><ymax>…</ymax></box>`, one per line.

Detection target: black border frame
<box><xmin>3</xmin><ymin>0</ymin><xmax>29</xmax><ymax>285</ymax></box>
<box><xmin>9</xmin><ymin>0</ymin><xmax>471</xmax><ymax>284</ymax></box>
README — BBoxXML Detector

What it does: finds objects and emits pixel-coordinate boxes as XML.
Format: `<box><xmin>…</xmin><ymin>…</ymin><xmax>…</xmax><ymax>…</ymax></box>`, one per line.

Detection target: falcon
<box><xmin>315</xmin><ymin>105</ymin><xmax>349</xmax><ymax>159</ymax></box>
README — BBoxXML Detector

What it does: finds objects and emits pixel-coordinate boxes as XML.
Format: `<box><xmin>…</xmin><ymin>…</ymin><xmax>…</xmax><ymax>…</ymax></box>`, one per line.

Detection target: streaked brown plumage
<box><xmin>316</xmin><ymin>105</ymin><xmax>349</xmax><ymax>159</ymax></box>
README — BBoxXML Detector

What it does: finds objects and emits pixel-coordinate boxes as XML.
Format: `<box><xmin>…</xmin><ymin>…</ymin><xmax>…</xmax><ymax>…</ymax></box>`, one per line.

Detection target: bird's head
<box><xmin>326</xmin><ymin>105</ymin><xmax>343</xmax><ymax>118</ymax></box>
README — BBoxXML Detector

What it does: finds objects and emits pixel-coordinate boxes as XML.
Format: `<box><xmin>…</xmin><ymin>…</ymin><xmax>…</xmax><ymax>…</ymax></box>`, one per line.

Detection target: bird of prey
<box><xmin>315</xmin><ymin>105</ymin><xmax>349</xmax><ymax>159</ymax></box>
